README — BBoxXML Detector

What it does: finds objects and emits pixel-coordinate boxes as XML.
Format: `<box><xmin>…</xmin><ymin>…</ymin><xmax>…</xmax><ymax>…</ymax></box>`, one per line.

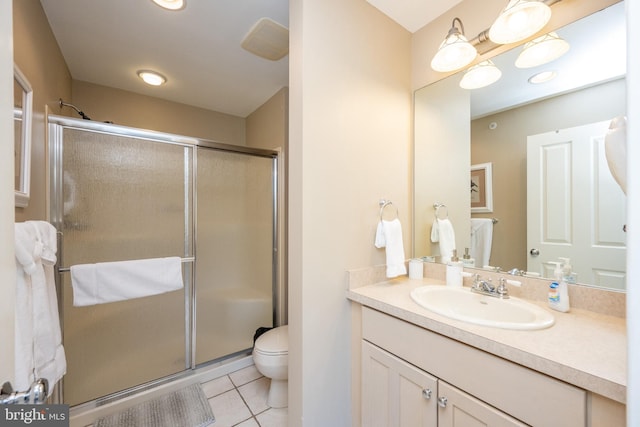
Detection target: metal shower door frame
<box><xmin>48</xmin><ymin>115</ymin><xmax>281</xmax><ymax>406</ymax></box>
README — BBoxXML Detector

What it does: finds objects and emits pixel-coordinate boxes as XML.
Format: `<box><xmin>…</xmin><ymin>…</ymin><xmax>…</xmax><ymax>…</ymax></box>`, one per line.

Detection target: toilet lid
<box><xmin>255</xmin><ymin>325</ymin><xmax>288</xmax><ymax>355</ymax></box>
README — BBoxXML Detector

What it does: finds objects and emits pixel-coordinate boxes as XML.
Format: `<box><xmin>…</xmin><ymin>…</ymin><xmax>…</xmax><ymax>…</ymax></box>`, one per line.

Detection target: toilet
<box><xmin>252</xmin><ymin>325</ymin><xmax>288</xmax><ymax>408</ymax></box>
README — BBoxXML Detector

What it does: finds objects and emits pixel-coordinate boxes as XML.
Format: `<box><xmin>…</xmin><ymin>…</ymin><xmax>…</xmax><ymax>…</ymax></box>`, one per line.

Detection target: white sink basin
<box><xmin>410</xmin><ymin>286</ymin><xmax>555</xmax><ymax>330</ymax></box>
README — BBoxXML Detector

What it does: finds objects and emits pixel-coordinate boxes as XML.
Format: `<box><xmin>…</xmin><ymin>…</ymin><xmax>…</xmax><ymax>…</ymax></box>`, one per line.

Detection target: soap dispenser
<box><xmin>548</xmin><ymin>262</ymin><xmax>570</xmax><ymax>312</ymax></box>
<box><xmin>462</xmin><ymin>248</ymin><xmax>475</xmax><ymax>267</ymax></box>
<box><xmin>558</xmin><ymin>257</ymin><xmax>576</xmax><ymax>284</ymax></box>
<box><xmin>446</xmin><ymin>249</ymin><xmax>463</xmax><ymax>287</ymax></box>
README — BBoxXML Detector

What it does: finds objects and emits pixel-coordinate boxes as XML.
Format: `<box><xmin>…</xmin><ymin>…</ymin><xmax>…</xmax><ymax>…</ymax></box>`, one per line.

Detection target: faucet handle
<box><xmin>497</xmin><ymin>278</ymin><xmax>508</xmax><ymax>297</ymax></box>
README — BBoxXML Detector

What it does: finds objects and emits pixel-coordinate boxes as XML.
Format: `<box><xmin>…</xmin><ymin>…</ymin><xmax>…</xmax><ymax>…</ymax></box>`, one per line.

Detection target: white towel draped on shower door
<box><xmin>14</xmin><ymin>221</ymin><xmax>67</xmax><ymax>396</ymax></box>
<box><xmin>70</xmin><ymin>257</ymin><xmax>184</xmax><ymax>306</ymax></box>
<box><xmin>470</xmin><ymin>218</ymin><xmax>494</xmax><ymax>268</ymax></box>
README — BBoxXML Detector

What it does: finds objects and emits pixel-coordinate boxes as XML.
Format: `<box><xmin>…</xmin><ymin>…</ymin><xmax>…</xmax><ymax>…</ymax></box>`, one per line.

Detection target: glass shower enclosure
<box><xmin>48</xmin><ymin>117</ymin><xmax>280</xmax><ymax>406</ymax></box>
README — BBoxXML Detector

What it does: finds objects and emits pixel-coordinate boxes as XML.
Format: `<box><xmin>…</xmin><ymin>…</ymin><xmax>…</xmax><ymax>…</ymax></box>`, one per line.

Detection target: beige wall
<box><xmin>13</xmin><ymin>0</ymin><xmax>72</xmax><ymax>222</ymax></box>
<box><xmin>71</xmin><ymin>80</ymin><xmax>247</xmax><ymax>145</ymax></box>
<box><xmin>289</xmin><ymin>0</ymin><xmax>412</xmax><ymax>424</ymax></box>
<box><xmin>246</xmin><ymin>87</ymin><xmax>288</xmax><ymax>150</ymax></box>
<box><xmin>471</xmin><ymin>78</ymin><xmax>626</xmax><ymax>272</ymax></box>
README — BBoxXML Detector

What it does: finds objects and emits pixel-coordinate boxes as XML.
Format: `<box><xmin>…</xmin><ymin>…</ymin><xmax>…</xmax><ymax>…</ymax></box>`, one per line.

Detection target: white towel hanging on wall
<box><xmin>375</xmin><ymin>219</ymin><xmax>407</xmax><ymax>278</ymax></box>
<box><xmin>14</xmin><ymin>221</ymin><xmax>67</xmax><ymax>396</ymax></box>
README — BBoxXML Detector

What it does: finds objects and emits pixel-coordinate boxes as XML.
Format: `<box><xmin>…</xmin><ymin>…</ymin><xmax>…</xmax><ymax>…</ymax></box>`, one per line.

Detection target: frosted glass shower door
<box><xmin>195</xmin><ymin>148</ymin><xmax>275</xmax><ymax>364</ymax></box>
<box><xmin>56</xmin><ymin>129</ymin><xmax>192</xmax><ymax>406</ymax></box>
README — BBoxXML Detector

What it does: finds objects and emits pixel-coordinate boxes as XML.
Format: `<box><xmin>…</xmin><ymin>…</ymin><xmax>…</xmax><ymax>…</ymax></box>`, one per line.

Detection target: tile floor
<box><xmin>202</xmin><ymin>365</ymin><xmax>287</xmax><ymax>427</ymax></box>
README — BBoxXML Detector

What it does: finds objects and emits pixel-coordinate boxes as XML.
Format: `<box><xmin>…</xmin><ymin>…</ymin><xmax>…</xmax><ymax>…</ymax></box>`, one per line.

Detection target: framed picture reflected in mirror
<box><xmin>471</xmin><ymin>162</ymin><xmax>493</xmax><ymax>213</ymax></box>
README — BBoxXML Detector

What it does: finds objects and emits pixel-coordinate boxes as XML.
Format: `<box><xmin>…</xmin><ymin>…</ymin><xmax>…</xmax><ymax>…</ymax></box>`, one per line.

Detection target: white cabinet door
<box><xmin>438</xmin><ymin>381</ymin><xmax>527</xmax><ymax>427</ymax></box>
<box><xmin>362</xmin><ymin>341</ymin><xmax>438</xmax><ymax>427</ymax></box>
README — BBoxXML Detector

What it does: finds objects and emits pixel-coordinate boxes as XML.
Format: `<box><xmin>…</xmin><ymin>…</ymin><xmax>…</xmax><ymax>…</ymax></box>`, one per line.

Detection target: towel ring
<box><xmin>433</xmin><ymin>202</ymin><xmax>448</xmax><ymax>220</ymax></box>
<box><xmin>379</xmin><ymin>199</ymin><xmax>399</xmax><ymax>221</ymax></box>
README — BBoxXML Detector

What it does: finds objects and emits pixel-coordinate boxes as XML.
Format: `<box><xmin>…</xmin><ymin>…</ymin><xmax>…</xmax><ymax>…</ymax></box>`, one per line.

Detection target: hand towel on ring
<box><xmin>430</xmin><ymin>218</ymin><xmax>456</xmax><ymax>263</ymax></box>
<box><xmin>375</xmin><ymin>219</ymin><xmax>407</xmax><ymax>278</ymax></box>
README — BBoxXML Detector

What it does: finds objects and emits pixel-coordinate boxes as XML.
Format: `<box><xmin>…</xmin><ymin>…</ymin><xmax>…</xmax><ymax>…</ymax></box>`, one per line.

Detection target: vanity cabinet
<box><xmin>362</xmin><ymin>341</ymin><xmax>437</xmax><ymax>426</ymax></box>
<box><xmin>361</xmin><ymin>306</ymin><xmax>588</xmax><ymax>427</ymax></box>
<box><xmin>362</xmin><ymin>341</ymin><xmax>525</xmax><ymax>427</ymax></box>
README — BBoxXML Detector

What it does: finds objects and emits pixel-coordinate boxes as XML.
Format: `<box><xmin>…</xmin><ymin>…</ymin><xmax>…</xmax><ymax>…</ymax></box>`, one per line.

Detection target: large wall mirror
<box><xmin>414</xmin><ymin>1</ymin><xmax>626</xmax><ymax>291</ymax></box>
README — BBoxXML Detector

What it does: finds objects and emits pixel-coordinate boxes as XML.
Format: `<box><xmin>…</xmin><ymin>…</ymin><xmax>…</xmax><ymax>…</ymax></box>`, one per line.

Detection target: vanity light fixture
<box><xmin>459</xmin><ymin>60</ymin><xmax>502</xmax><ymax>89</ymax></box>
<box><xmin>430</xmin><ymin>18</ymin><xmax>478</xmax><ymax>73</ymax></box>
<box><xmin>489</xmin><ymin>0</ymin><xmax>552</xmax><ymax>45</ymax></box>
<box><xmin>528</xmin><ymin>70</ymin><xmax>557</xmax><ymax>84</ymax></box>
<box><xmin>151</xmin><ymin>0</ymin><xmax>185</xmax><ymax>11</ymax></box>
<box><xmin>515</xmin><ymin>32</ymin><xmax>570</xmax><ymax>68</ymax></box>
<box><xmin>137</xmin><ymin>70</ymin><xmax>167</xmax><ymax>86</ymax></box>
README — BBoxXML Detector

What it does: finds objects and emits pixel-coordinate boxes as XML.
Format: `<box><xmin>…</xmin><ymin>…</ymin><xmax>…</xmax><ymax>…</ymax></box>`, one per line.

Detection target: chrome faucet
<box><xmin>471</xmin><ymin>275</ymin><xmax>511</xmax><ymax>299</ymax></box>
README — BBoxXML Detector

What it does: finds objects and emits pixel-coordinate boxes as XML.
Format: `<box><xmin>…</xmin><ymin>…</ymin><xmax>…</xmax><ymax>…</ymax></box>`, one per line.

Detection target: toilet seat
<box><xmin>254</xmin><ymin>325</ymin><xmax>288</xmax><ymax>356</ymax></box>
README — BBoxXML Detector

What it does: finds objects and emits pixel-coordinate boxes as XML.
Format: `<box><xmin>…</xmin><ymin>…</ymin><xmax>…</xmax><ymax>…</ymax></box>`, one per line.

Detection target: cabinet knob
<box><xmin>437</xmin><ymin>396</ymin><xmax>448</xmax><ymax>408</ymax></box>
<box><xmin>422</xmin><ymin>388</ymin><xmax>432</xmax><ymax>400</ymax></box>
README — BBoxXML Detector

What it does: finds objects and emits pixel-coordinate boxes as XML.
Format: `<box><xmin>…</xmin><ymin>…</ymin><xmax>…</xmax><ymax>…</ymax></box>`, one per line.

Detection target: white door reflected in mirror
<box><xmin>527</xmin><ymin>121</ymin><xmax>626</xmax><ymax>290</ymax></box>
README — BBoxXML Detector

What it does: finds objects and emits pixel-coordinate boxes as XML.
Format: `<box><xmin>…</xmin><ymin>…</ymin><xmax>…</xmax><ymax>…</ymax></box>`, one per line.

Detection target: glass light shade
<box><xmin>151</xmin><ymin>0</ymin><xmax>185</xmax><ymax>10</ymax></box>
<box><xmin>459</xmin><ymin>60</ymin><xmax>502</xmax><ymax>89</ymax></box>
<box><xmin>431</xmin><ymin>32</ymin><xmax>478</xmax><ymax>73</ymax></box>
<box><xmin>137</xmin><ymin>70</ymin><xmax>167</xmax><ymax>86</ymax></box>
<box><xmin>515</xmin><ymin>32</ymin><xmax>570</xmax><ymax>68</ymax></box>
<box><xmin>489</xmin><ymin>0</ymin><xmax>552</xmax><ymax>45</ymax></box>
<box><xmin>528</xmin><ymin>70</ymin><xmax>557</xmax><ymax>84</ymax></box>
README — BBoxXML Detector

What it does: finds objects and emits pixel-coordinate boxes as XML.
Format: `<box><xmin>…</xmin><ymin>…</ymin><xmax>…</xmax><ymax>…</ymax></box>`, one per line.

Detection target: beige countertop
<box><xmin>347</xmin><ymin>277</ymin><xmax>627</xmax><ymax>404</ymax></box>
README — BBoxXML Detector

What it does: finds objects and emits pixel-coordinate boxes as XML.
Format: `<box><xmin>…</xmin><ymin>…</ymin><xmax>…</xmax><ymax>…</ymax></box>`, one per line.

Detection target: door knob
<box><xmin>0</xmin><ymin>379</ymin><xmax>48</xmax><ymax>404</ymax></box>
<box><xmin>530</xmin><ymin>248</ymin><xmax>540</xmax><ymax>256</ymax></box>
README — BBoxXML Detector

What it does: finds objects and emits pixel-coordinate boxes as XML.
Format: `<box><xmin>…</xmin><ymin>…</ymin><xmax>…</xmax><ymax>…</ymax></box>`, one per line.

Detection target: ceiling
<box><xmin>39</xmin><ymin>0</ymin><xmax>290</xmax><ymax>118</ymax></box>
<box><xmin>39</xmin><ymin>0</ymin><xmax>459</xmax><ymax>118</ymax></box>
<box><xmin>366</xmin><ymin>0</ymin><xmax>463</xmax><ymax>32</ymax></box>
<box><xmin>38</xmin><ymin>1</ymin><xmax>625</xmax><ymax>120</ymax></box>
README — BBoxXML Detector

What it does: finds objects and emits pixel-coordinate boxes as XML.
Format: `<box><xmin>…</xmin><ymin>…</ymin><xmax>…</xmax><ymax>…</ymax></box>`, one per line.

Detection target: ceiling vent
<box><xmin>241</xmin><ymin>17</ymin><xmax>289</xmax><ymax>61</ymax></box>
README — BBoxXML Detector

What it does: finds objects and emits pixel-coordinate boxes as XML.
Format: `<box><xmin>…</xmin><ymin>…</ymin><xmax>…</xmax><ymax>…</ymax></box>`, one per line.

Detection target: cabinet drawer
<box><xmin>362</xmin><ymin>307</ymin><xmax>586</xmax><ymax>427</ymax></box>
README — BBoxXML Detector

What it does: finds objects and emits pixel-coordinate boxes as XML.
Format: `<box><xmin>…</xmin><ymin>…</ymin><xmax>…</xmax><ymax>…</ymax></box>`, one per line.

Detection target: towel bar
<box><xmin>57</xmin><ymin>256</ymin><xmax>195</xmax><ymax>273</ymax></box>
<box><xmin>378</xmin><ymin>199</ymin><xmax>398</xmax><ymax>221</ymax></box>
<box><xmin>433</xmin><ymin>202</ymin><xmax>448</xmax><ymax>219</ymax></box>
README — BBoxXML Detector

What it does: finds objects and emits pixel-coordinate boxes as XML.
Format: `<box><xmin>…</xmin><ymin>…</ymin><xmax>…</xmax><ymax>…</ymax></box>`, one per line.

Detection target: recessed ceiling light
<box><xmin>528</xmin><ymin>70</ymin><xmax>557</xmax><ymax>84</ymax></box>
<box><xmin>137</xmin><ymin>70</ymin><xmax>167</xmax><ymax>86</ymax></box>
<box><xmin>151</xmin><ymin>0</ymin><xmax>185</xmax><ymax>11</ymax></box>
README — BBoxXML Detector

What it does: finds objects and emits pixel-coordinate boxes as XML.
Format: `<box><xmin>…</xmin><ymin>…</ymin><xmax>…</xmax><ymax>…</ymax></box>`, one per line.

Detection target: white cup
<box><xmin>409</xmin><ymin>259</ymin><xmax>423</xmax><ymax>280</ymax></box>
